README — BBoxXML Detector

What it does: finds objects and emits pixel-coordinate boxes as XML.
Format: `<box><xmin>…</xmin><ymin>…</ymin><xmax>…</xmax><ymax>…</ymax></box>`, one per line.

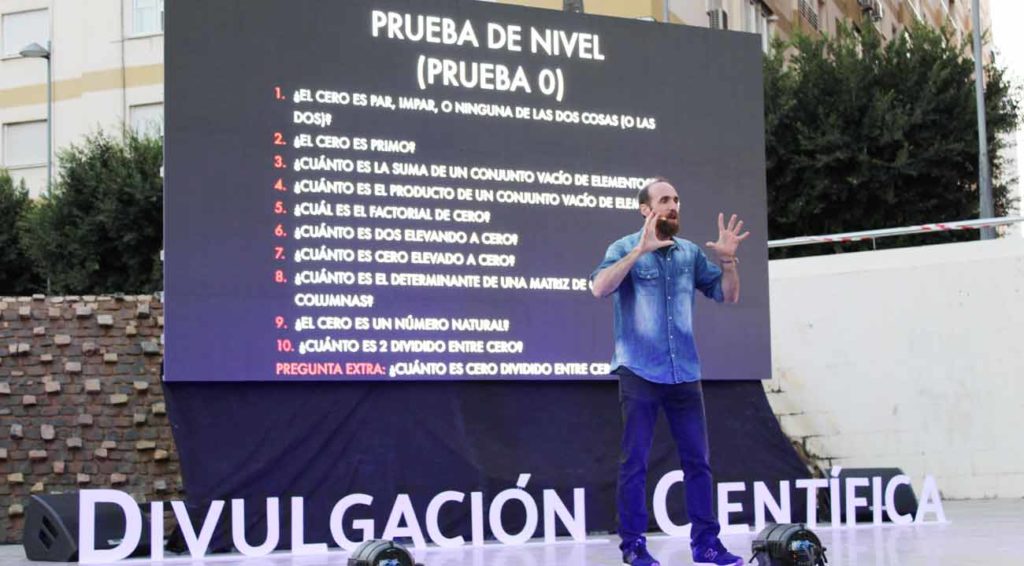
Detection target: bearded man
<box><xmin>590</xmin><ymin>177</ymin><xmax>750</xmax><ymax>566</ymax></box>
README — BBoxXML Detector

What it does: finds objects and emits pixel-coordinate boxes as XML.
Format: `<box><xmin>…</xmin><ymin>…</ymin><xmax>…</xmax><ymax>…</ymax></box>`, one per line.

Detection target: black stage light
<box><xmin>347</xmin><ymin>539</ymin><xmax>422</xmax><ymax>566</ymax></box>
<box><xmin>750</xmin><ymin>523</ymin><xmax>828</xmax><ymax>566</ymax></box>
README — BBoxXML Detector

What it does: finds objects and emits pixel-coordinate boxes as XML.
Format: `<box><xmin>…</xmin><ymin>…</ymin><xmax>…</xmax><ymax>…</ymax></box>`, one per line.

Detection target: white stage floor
<box><xmin>1</xmin><ymin>499</ymin><xmax>1020</xmax><ymax>566</ymax></box>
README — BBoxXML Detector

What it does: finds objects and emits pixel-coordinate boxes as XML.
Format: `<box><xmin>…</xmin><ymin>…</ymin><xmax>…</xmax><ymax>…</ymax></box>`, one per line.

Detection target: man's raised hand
<box><xmin>704</xmin><ymin>212</ymin><xmax>750</xmax><ymax>259</ymax></box>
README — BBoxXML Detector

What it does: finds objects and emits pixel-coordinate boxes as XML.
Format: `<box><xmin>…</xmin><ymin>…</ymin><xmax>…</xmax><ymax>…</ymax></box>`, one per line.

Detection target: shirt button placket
<box><xmin>669</xmin><ymin>251</ymin><xmax>677</xmax><ymax>380</ymax></box>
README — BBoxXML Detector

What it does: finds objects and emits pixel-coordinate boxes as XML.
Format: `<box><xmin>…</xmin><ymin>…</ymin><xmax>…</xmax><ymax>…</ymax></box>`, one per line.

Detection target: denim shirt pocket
<box><xmin>675</xmin><ymin>265</ymin><xmax>694</xmax><ymax>295</ymax></box>
<box><xmin>632</xmin><ymin>266</ymin><xmax>660</xmax><ymax>292</ymax></box>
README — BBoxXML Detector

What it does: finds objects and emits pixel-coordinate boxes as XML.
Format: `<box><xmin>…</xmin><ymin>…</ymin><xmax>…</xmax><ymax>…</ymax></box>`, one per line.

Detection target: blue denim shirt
<box><xmin>592</xmin><ymin>231</ymin><xmax>724</xmax><ymax>384</ymax></box>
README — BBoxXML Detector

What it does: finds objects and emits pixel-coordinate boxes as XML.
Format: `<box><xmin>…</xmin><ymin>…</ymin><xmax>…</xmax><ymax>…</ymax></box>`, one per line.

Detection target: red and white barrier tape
<box><xmin>767</xmin><ymin>217</ymin><xmax>1023</xmax><ymax>248</ymax></box>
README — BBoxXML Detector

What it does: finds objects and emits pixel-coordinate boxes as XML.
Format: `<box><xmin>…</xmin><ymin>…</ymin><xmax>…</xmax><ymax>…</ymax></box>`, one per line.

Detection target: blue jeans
<box><xmin>616</xmin><ymin>369</ymin><xmax>721</xmax><ymax>547</ymax></box>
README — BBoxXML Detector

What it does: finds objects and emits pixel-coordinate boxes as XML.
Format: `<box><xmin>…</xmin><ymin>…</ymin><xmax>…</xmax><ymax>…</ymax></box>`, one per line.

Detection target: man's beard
<box><xmin>656</xmin><ymin>216</ymin><xmax>679</xmax><ymax>239</ymax></box>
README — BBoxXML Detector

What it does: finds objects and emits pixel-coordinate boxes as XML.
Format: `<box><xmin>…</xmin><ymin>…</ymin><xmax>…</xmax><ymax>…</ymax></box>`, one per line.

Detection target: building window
<box><xmin>130</xmin><ymin>103</ymin><xmax>164</xmax><ymax>138</ymax></box>
<box><xmin>949</xmin><ymin>17</ymin><xmax>963</xmax><ymax>42</ymax></box>
<box><xmin>798</xmin><ymin>0</ymin><xmax>819</xmax><ymax>31</ymax></box>
<box><xmin>133</xmin><ymin>0</ymin><xmax>164</xmax><ymax>35</ymax></box>
<box><xmin>2</xmin><ymin>121</ymin><xmax>47</xmax><ymax>168</ymax></box>
<box><xmin>2</xmin><ymin>9</ymin><xmax>49</xmax><ymax>58</ymax></box>
<box><xmin>907</xmin><ymin>0</ymin><xmax>924</xmax><ymax>21</ymax></box>
<box><xmin>745</xmin><ymin>1</ymin><xmax>773</xmax><ymax>53</ymax></box>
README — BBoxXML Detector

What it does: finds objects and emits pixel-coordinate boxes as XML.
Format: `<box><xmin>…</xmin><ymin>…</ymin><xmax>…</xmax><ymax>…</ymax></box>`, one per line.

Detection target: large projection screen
<box><xmin>164</xmin><ymin>0</ymin><xmax>770</xmax><ymax>382</ymax></box>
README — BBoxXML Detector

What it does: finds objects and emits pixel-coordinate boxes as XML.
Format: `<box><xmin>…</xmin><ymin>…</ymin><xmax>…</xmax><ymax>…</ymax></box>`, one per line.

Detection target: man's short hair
<box><xmin>638</xmin><ymin>177</ymin><xmax>670</xmax><ymax>206</ymax></box>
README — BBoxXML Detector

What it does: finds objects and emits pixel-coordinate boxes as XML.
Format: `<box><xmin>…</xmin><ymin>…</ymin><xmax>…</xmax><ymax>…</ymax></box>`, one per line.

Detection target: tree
<box><xmin>21</xmin><ymin>131</ymin><xmax>163</xmax><ymax>294</ymax></box>
<box><xmin>764</xmin><ymin>24</ymin><xmax>1021</xmax><ymax>257</ymax></box>
<box><xmin>0</xmin><ymin>170</ymin><xmax>41</xmax><ymax>295</ymax></box>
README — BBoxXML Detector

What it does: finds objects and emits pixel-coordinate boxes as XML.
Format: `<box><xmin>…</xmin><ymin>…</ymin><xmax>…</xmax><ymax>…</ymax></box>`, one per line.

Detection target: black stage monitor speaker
<box><xmin>347</xmin><ymin>539</ymin><xmax>421</xmax><ymax>566</ymax></box>
<box><xmin>751</xmin><ymin>523</ymin><xmax>827</xmax><ymax>566</ymax></box>
<box><xmin>22</xmin><ymin>493</ymin><xmax>151</xmax><ymax>562</ymax></box>
<box><xmin>826</xmin><ymin>467</ymin><xmax>918</xmax><ymax>523</ymax></box>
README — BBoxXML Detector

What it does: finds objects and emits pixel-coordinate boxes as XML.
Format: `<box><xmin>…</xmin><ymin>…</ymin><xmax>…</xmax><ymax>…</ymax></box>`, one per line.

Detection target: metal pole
<box><xmin>46</xmin><ymin>41</ymin><xmax>53</xmax><ymax>295</ymax></box>
<box><xmin>46</xmin><ymin>41</ymin><xmax>52</xmax><ymax>197</ymax></box>
<box><xmin>664</xmin><ymin>0</ymin><xmax>670</xmax><ymax>23</ymax></box>
<box><xmin>972</xmin><ymin>0</ymin><xmax>995</xmax><ymax>239</ymax></box>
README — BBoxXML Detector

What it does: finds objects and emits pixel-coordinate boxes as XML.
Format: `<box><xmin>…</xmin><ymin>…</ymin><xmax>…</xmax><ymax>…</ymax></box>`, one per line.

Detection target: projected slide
<box><xmin>164</xmin><ymin>0</ymin><xmax>770</xmax><ymax>381</ymax></box>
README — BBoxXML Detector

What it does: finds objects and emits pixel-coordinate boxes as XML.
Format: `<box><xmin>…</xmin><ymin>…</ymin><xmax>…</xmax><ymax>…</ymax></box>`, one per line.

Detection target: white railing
<box><xmin>767</xmin><ymin>216</ymin><xmax>1023</xmax><ymax>248</ymax></box>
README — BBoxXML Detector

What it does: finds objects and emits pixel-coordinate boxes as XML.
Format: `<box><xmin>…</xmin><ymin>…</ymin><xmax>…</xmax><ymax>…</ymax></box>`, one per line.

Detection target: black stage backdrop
<box><xmin>163</xmin><ymin>380</ymin><xmax>809</xmax><ymax>551</ymax></box>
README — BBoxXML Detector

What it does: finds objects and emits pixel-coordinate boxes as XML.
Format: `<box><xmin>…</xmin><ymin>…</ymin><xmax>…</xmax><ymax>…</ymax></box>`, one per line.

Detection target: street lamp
<box><xmin>970</xmin><ymin>0</ymin><xmax>995</xmax><ymax>240</ymax></box>
<box><xmin>18</xmin><ymin>41</ymin><xmax>51</xmax><ymax>197</ymax></box>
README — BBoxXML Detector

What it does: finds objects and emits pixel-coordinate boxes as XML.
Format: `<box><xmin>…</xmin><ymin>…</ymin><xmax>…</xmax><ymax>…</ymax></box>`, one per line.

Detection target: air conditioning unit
<box><xmin>857</xmin><ymin>0</ymin><xmax>884</xmax><ymax>22</ymax></box>
<box><xmin>707</xmin><ymin>8</ymin><xmax>728</xmax><ymax>30</ymax></box>
<box><xmin>870</xmin><ymin>0</ymin><xmax>884</xmax><ymax>22</ymax></box>
<box><xmin>563</xmin><ymin>0</ymin><xmax>584</xmax><ymax>13</ymax></box>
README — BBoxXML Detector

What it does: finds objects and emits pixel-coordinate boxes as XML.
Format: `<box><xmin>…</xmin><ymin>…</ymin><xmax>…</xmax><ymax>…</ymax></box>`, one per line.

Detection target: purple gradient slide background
<box><xmin>164</xmin><ymin>0</ymin><xmax>770</xmax><ymax>381</ymax></box>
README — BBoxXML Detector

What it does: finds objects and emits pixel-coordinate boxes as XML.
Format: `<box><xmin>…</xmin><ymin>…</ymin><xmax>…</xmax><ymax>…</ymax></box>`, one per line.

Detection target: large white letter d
<box><xmin>79</xmin><ymin>489</ymin><xmax>142</xmax><ymax>564</ymax></box>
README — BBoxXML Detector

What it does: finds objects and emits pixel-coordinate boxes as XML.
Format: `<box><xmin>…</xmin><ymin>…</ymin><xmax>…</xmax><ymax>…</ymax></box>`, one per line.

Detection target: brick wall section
<box><xmin>0</xmin><ymin>294</ymin><xmax>180</xmax><ymax>544</ymax></box>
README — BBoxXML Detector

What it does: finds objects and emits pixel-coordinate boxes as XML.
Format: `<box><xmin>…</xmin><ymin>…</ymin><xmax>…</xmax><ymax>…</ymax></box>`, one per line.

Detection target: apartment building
<box><xmin>1</xmin><ymin>0</ymin><xmax>163</xmax><ymax>197</ymax></box>
<box><xmin>0</xmin><ymin>0</ymin><xmax>990</xmax><ymax>198</ymax></box>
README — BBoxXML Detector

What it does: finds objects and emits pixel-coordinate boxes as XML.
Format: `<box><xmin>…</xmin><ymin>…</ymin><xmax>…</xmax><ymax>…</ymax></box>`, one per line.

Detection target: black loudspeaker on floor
<box><xmin>825</xmin><ymin>467</ymin><xmax>918</xmax><ymax>523</ymax></box>
<box><xmin>22</xmin><ymin>493</ymin><xmax>152</xmax><ymax>562</ymax></box>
